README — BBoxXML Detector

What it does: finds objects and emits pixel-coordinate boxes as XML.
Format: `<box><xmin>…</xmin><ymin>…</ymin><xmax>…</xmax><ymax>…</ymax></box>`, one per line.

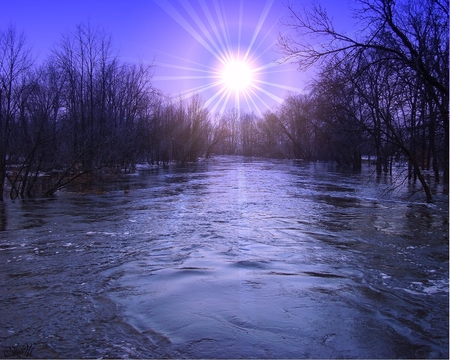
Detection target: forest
<box><xmin>0</xmin><ymin>0</ymin><xmax>448</xmax><ymax>202</ymax></box>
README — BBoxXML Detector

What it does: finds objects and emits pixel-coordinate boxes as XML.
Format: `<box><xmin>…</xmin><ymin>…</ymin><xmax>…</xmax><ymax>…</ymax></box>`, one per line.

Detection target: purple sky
<box><xmin>1</xmin><ymin>0</ymin><xmax>354</xmax><ymax>116</ymax></box>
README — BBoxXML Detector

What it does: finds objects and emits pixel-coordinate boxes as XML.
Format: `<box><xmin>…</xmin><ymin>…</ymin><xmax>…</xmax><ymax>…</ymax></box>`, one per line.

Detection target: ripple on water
<box><xmin>0</xmin><ymin>156</ymin><xmax>447</xmax><ymax>358</ymax></box>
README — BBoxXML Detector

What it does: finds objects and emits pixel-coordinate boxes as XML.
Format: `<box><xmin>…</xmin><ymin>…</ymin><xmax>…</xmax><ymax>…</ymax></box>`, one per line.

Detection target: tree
<box><xmin>278</xmin><ymin>0</ymin><xmax>449</xmax><ymax>201</ymax></box>
<box><xmin>0</xmin><ymin>25</ymin><xmax>34</xmax><ymax>200</ymax></box>
<box><xmin>52</xmin><ymin>22</ymin><xmax>117</xmax><ymax>171</ymax></box>
<box><xmin>310</xmin><ymin>63</ymin><xmax>367</xmax><ymax>170</ymax></box>
<box><xmin>7</xmin><ymin>62</ymin><xmax>64</xmax><ymax>198</ymax></box>
<box><xmin>258</xmin><ymin>111</ymin><xmax>286</xmax><ymax>158</ymax></box>
<box><xmin>218</xmin><ymin>109</ymin><xmax>241</xmax><ymax>155</ymax></box>
<box><xmin>276</xmin><ymin>94</ymin><xmax>314</xmax><ymax>160</ymax></box>
<box><xmin>240</xmin><ymin>112</ymin><xmax>258</xmax><ymax>157</ymax></box>
<box><xmin>205</xmin><ymin>112</ymin><xmax>228</xmax><ymax>158</ymax></box>
<box><xmin>181</xmin><ymin>95</ymin><xmax>211</xmax><ymax>163</ymax></box>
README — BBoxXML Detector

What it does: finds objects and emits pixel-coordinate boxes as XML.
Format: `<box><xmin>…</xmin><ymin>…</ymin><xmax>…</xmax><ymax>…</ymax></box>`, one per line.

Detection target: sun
<box><xmin>221</xmin><ymin>60</ymin><xmax>253</xmax><ymax>92</ymax></box>
<box><xmin>153</xmin><ymin>0</ymin><xmax>304</xmax><ymax>116</ymax></box>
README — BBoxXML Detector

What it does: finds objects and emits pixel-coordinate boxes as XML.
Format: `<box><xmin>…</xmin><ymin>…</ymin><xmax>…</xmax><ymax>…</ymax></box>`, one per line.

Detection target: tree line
<box><xmin>0</xmin><ymin>23</ymin><xmax>213</xmax><ymax>200</ymax></box>
<box><xmin>0</xmin><ymin>0</ymin><xmax>448</xmax><ymax>202</ymax></box>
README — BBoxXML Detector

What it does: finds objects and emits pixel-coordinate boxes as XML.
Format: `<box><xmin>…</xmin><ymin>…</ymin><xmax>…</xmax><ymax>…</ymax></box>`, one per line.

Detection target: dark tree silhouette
<box><xmin>278</xmin><ymin>0</ymin><xmax>449</xmax><ymax>201</ymax></box>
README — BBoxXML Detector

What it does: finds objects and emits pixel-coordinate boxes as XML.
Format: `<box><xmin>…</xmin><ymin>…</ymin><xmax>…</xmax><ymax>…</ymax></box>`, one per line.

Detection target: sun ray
<box><xmin>238</xmin><ymin>0</ymin><xmax>244</xmax><ymax>58</ymax></box>
<box><xmin>152</xmin><ymin>48</ymin><xmax>218</xmax><ymax>72</ymax></box>
<box><xmin>178</xmin><ymin>0</ymin><xmax>229</xmax><ymax>62</ymax></box>
<box><xmin>209</xmin><ymin>87</ymin><xmax>232</xmax><ymax>115</ymax></box>
<box><xmin>203</xmin><ymin>83</ymin><xmax>228</xmax><ymax>108</ymax></box>
<box><xmin>253</xmin><ymin>57</ymin><xmax>290</xmax><ymax>72</ymax></box>
<box><xmin>153</xmin><ymin>74</ymin><xmax>218</xmax><ymax>81</ymax></box>
<box><xmin>246</xmin><ymin>20</ymin><xmax>281</xmax><ymax>66</ymax></box>
<box><xmin>243</xmin><ymin>0</ymin><xmax>274</xmax><ymax>62</ymax></box>
<box><xmin>157</xmin><ymin>62</ymin><xmax>217</xmax><ymax>74</ymax></box>
<box><xmin>246</xmin><ymin>86</ymin><xmax>273</xmax><ymax>112</ymax></box>
<box><xmin>179</xmin><ymin>80</ymin><xmax>223</xmax><ymax>99</ymax></box>
<box><xmin>241</xmin><ymin>88</ymin><xmax>262</xmax><ymax>117</ymax></box>
<box><xmin>245</xmin><ymin>88</ymin><xmax>265</xmax><ymax>117</ymax></box>
<box><xmin>253</xmin><ymin>79</ymin><xmax>304</xmax><ymax>93</ymax></box>
<box><xmin>208</xmin><ymin>93</ymin><xmax>225</xmax><ymax>115</ymax></box>
<box><xmin>198</xmin><ymin>0</ymin><xmax>232</xmax><ymax>62</ymax></box>
<box><xmin>250</xmin><ymin>83</ymin><xmax>284</xmax><ymax>103</ymax></box>
<box><xmin>213</xmin><ymin>0</ymin><xmax>233</xmax><ymax>61</ymax></box>
<box><xmin>153</xmin><ymin>0</ymin><xmax>226</xmax><ymax>64</ymax></box>
<box><xmin>219</xmin><ymin>89</ymin><xmax>233</xmax><ymax>115</ymax></box>
<box><xmin>249</xmin><ymin>28</ymin><xmax>295</xmax><ymax>67</ymax></box>
<box><xmin>258</xmin><ymin>68</ymin><xmax>299</xmax><ymax>74</ymax></box>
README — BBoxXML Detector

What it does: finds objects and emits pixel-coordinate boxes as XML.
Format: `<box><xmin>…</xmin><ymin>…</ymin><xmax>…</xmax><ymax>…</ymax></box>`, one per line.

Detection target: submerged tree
<box><xmin>43</xmin><ymin>23</ymin><xmax>157</xmax><ymax>194</ymax></box>
<box><xmin>278</xmin><ymin>0</ymin><xmax>449</xmax><ymax>201</ymax></box>
<box><xmin>0</xmin><ymin>25</ymin><xmax>34</xmax><ymax>201</ymax></box>
<box><xmin>52</xmin><ymin>22</ymin><xmax>117</xmax><ymax>171</ymax></box>
<box><xmin>7</xmin><ymin>62</ymin><xmax>65</xmax><ymax>198</ymax></box>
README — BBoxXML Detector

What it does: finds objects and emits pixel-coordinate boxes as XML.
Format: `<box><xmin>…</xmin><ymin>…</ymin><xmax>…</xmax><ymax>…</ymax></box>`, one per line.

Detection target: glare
<box><xmin>153</xmin><ymin>0</ymin><xmax>304</xmax><ymax>115</ymax></box>
<box><xmin>221</xmin><ymin>60</ymin><xmax>253</xmax><ymax>92</ymax></box>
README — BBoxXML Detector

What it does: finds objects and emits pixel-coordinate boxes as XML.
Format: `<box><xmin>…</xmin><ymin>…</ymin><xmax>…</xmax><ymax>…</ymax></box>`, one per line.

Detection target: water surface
<box><xmin>0</xmin><ymin>156</ymin><xmax>448</xmax><ymax>358</ymax></box>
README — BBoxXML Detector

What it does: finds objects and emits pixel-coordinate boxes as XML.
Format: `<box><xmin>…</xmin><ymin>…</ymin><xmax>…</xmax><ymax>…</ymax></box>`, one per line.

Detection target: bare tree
<box><xmin>279</xmin><ymin>0</ymin><xmax>449</xmax><ymax>200</ymax></box>
<box><xmin>309</xmin><ymin>63</ymin><xmax>368</xmax><ymax>170</ymax></box>
<box><xmin>0</xmin><ymin>25</ymin><xmax>34</xmax><ymax>200</ymax></box>
<box><xmin>278</xmin><ymin>0</ymin><xmax>448</xmax><ymax>99</ymax></box>
<box><xmin>205</xmin><ymin>112</ymin><xmax>228</xmax><ymax>158</ymax></box>
<box><xmin>275</xmin><ymin>94</ymin><xmax>314</xmax><ymax>160</ymax></box>
<box><xmin>258</xmin><ymin>111</ymin><xmax>286</xmax><ymax>158</ymax></box>
<box><xmin>218</xmin><ymin>109</ymin><xmax>241</xmax><ymax>155</ymax></box>
<box><xmin>240</xmin><ymin>112</ymin><xmax>258</xmax><ymax>157</ymax></box>
<box><xmin>7</xmin><ymin>62</ymin><xmax>66</xmax><ymax>198</ymax></box>
<box><xmin>52</xmin><ymin>22</ymin><xmax>116</xmax><ymax>170</ymax></box>
<box><xmin>182</xmin><ymin>94</ymin><xmax>210</xmax><ymax>163</ymax></box>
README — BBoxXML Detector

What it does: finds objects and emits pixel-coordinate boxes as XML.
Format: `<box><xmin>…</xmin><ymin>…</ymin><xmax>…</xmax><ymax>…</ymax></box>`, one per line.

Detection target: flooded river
<box><xmin>0</xmin><ymin>156</ymin><xmax>448</xmax><ymax>358</ymax></box>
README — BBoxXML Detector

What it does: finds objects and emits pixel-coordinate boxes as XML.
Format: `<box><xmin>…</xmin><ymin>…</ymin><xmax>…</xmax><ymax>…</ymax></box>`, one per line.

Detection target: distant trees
<box><xmin>255</xmin><ymin>111</ymin><xmax>284</xmax><ymax>158</ymax></box>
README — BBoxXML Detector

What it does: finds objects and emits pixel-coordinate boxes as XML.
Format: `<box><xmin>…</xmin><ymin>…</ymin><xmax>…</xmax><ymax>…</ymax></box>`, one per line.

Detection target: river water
<box><xmin>0</xmin><ymin>156</ymin><xmax>448</xmax><ymax>358</ymax></box>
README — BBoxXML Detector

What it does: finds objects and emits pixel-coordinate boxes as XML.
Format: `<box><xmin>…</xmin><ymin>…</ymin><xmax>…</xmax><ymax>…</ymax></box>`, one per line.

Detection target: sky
<box><xmin>0</xmin><ymin>0</ymin><xmax>354</xmax><ymax>116</ymax></box>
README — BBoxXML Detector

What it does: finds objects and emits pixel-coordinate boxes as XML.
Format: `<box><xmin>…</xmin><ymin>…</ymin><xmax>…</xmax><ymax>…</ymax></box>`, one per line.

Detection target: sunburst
<box><xmin>221</xmin><ymin>59</ymin><xmax>253</xmax><ymax>92</ymax></box>
<box><xmin>152</xmin><ymin>0</ymin><xmax>304</xmax><ymax>116</ymax></box>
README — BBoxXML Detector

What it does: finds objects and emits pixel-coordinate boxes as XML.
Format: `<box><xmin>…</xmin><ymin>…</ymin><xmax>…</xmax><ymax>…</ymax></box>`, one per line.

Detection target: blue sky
<box><xmin>0</xmin><ymin>0</ymin><xmax>354</xmax><ymax>115</ymax></box>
